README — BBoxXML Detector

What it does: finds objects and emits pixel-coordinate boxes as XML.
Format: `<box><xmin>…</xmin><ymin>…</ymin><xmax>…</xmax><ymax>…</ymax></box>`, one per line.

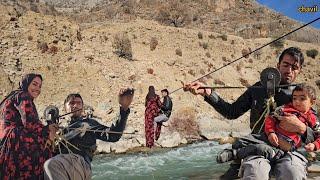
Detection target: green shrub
<box><xmin>270</xmin><ymin>39</ymin><xmax>284</xmax><ymax>49</ymax></box>
<box><xmin>306</xmin><ymin>49</ymin><xmax>318</xmax><ymax>59</ymax></box>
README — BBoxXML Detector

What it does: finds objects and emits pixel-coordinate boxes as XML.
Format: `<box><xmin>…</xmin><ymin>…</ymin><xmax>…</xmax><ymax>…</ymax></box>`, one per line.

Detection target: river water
<box><xmin>92</xmin><ymin>141</ymin><xmax>320</xmax><ymax>180</ymax></box>
<box><xmin>92</xmin><ymin>141</ymin><xmax>229</xmax><ymax>180</ymax></box>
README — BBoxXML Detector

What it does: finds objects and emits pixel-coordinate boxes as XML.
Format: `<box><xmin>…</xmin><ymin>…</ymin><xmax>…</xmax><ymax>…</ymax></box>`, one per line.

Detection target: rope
<box><xmin>170</xmin><ymin>17</ymin><xmax>320</xmax><ymax>94</ymax></box>
<box><xmin>251</xmin><ymin>97</ymin><xmax>277</xmax><ymax>134</ymax></box>
<box><xmin>64</xmin><ymin>127</ymin><xmax>142</xmax><ymax>135</ymax></box>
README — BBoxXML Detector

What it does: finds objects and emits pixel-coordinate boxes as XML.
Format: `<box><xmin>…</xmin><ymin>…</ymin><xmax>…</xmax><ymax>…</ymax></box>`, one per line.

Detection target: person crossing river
<box><xmin>183</xmin><ymin>47</ymin><xmax>317</xmax><ymax>179</ymax></box>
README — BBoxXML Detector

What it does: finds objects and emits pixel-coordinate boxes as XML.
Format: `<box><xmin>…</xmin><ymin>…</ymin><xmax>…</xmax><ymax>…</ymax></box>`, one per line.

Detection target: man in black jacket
<box><xmin>154</xmin><ymin>89</ymin><xmax>173</xmax><ymax>123</ymax></box>
<box><xmin>184</xmin><ymin>47</ymin><xmax>313</xmax><ymax>180</ymax></box>
<box><xmin>44</xmin><ymin>88</ymin><xmax>134</xmax><ymax>180</ymax></box>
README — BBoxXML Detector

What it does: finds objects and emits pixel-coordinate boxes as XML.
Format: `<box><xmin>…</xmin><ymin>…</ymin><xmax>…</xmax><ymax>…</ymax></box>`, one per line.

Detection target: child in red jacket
<box><xmin>217</xmin><ymin>84</ymin><xmax>319</xmax><ymax>163</ymax></box>
<box><xmin>265</xmin><ymin>84</ymin><xmax>319</xmax><ymax>152</ymax></box>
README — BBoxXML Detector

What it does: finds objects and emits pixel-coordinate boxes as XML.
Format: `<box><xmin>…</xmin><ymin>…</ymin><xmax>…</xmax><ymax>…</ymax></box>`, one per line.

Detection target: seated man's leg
<box><xmin>236</xmin><ymin>144</ymin><xmax>275</xmax><ymax>160</ymax></box>
<box><xmin>241</xmin><ymin>155</ymin><xmax>271</xmax><ymax>180</ymax></box>
<box><xmin>44</xmin><ymin>154</ymin><xmax>92</xmax><ymax>180</ymax></box>
<box><xmin>220</xmin><ymin>161</ymin><xmax>241</xmax><ymax>180</ymax></box>
<box><xmin>273</xmin><ymin>151</ymin><xmax>307</xmax><ymax>180</ymax></box>
<box><xmin>154</xmin><ymin>114</ymin><xmax>168</xmax><ymax>123</ymax></box>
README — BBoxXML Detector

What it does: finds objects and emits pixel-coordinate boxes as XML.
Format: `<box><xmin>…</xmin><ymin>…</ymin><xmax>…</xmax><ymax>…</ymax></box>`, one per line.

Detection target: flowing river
<box><xmin>92</xmin><ymin>141</ymin><xmax>320</xmax><ymax>179</ymax></box>
<box><xmin>92</xmin><ymin>141</ymin><xmax>229</xmax><ymax>179</ymax></box>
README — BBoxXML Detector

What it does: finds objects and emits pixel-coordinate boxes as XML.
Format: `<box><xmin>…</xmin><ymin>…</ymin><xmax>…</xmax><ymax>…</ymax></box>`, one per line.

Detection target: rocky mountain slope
<box><xmin>0</xmin><ymin>1</ymin><xmax>319</xmax><ymax>152</ymax></box>
<box><xmin>40</xmin><ymin>0</ymin><xmax>320</xmax><ymax>44</ymax></box>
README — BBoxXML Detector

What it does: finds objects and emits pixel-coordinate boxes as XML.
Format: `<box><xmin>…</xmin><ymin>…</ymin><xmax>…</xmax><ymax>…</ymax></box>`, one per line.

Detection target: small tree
<box><xmin>156</xmin><ymin>0</ymin><xmax>191</xmax><ymax>27</ymax></box>
<box><xmin>306</xmin><ymin>49</ymin><xmax>318</xmax><ymax>59</ymax></box>
<box><xmin>112</xmin><ymin>32</ymin><xmax>133</xmax><ymax>60</ymax></box>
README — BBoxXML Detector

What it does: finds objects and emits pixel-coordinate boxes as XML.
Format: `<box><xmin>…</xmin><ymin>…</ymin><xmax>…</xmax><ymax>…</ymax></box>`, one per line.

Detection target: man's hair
<box><xmin>64</xmin><ymin>93</ymin><xmax>83</xmax><ymax>106</ymax></box>
<box><xmin>292</xmin><ymin>84</ymin><xmax>316</xmax><ymax>101</ymax></box>
<box><xmin>279</xmin><ymin>47</ymin><xmax>304</xmax><ymax>67</ymax></box>
<box><xmin>161</xmin><ymin>89</ymin><xmax>169</xmax><ymax>94</ymax></box>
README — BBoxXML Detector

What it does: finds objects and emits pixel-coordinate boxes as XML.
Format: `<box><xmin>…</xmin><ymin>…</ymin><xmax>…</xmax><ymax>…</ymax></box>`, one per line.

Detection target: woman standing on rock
<box><xmin>145</xmin><ymin>86</ymin><xmax>162</xmax><ymax>148</ymax></box>
<box><xmin>0</xmin><ymin>73</ymin><xmax>57</xmax><ymax>180</ymax></box>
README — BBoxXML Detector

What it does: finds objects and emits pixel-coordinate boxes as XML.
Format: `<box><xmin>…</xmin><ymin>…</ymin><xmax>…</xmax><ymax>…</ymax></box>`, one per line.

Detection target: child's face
<box><xmin>292</xmin><ymin>90</ymin><xmax>314</xmax><ymax>113</ymax></box>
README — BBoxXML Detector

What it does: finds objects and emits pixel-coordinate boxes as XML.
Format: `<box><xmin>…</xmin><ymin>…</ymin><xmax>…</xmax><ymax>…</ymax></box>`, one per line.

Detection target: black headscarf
<box><xmin>19</xmin><ymin>73</ymin><xmax>43</xmax><ymax>92</ymax></box>
<box><xmin>0</xmin><ymin>73</ymin><xmax>43</xmax><ymax>106</ymax></box>
<box><xmin>145</xmin><ymin>86</ymin><xmax>156</xmax><ymax>107</ymax></box>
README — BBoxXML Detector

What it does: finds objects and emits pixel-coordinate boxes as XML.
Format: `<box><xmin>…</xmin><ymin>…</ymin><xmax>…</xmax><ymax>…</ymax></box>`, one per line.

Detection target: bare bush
<box><xmin>214</xmin><ymin>79</ymin><xmax>225</xmax><ymax>86</ymax></box>
<box><xmin>150</xmin><ymin>37</ymin><xmax>158</xmax><ymax>51</ymax></box>
<box><xmin>240</xmin><ymin>78</ymin><xmax>250</xmax><ymax>87</ymax></box>
<box><xmin>121</xmin><ymin>0</ymin><xmax>136</xmax><ymax>14</ymax></box>
<box><xmin>236</xmin><ymin>64</ymin><xmax>242</xmax><ymax>72</ymax></box>
<box><xmin>176</xmin><ymin>48</ymin><xmax>182</xmax><ymax>56</ymax></box>
<box><xmin>198</xmin><ymin>32</ymin><xmax>203</xmax><ymax>39</ymax></box>
<box><xmin>200</xmin><ymin>69</ymin><xmax>206</xmax><ymax>75</ymax></box>
<box><xmin>242</xmin><ymin>48</ymin><xmax>250</xmax><ymax>58</ymax></box>
<box><xmin>37</xmin><ymin>42</ymin><xmax>48</xmax><ymax>53</ymax></box>
<box><xmin>168</xmin><ymin>107</ymin><xmax>200</xmax><ymax>138</ymax></box>
<box><xmin>147</xmin><ymin>68</ymin><xmax>154</xmax><ymax>74</ymax></box>
<box><xmin>112</xmin><ymin>32</ymin><xmax>133</xmax><ymax>60</ymax></box>
<box><xmin>27</xmin><ymin>35</ymin><xmax>33</xmax><ymax>41</ymax></box>
<box><xmin>218</xmin><ymin>34</ymin><xmax>228</xmax><ymax>41</ymax></box>
<box><xmin>48</xmin><ymin>46</ymin><xmax>58</xmax><ymax>54</ymax></box>
<box><xmin>270</xmin><ymin>38</ymin><xmax>284</xmax><ymax>49</ymax></box>
<box><xmin>156</xmin><ymin>0</ymin><xmax>191</xmax><ymax>27</ymax></box>
<box><xmin>208</xmin><ymin>34</ymin><xmax>215</xmax><ymax>39</ymax></box>
<box><xmin>202</xmin><ymin>42</ymin><xmax>208</xmax><ymax>49</ymax></box>
<box><xmin>188</xmin><ymin>69</ymin><xmax>195</xmax><ymax>76</ymax></box>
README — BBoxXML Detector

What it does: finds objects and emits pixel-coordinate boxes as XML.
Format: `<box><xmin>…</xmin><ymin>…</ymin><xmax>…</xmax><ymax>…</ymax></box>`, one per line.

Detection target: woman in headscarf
<box><xmin>0</xmin><ymin>73</ymin><xmax>57</xmax><ymax>180</ymax></box>
<box><xmin>144</xmin><ymin>86</ymin><xmax>162</xmax><ymax>148</ymax></box>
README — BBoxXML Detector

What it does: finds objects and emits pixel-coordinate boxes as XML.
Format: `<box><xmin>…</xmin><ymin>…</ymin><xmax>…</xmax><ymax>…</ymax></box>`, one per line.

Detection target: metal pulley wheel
<box><xmin>260</xmin><ymin>67</ymin><xmax>281</xmax><ymax>97</ymax></box>
<box><xmin>44</xmin><ymin>105</ymin><xmax>59</xmax><ymax>124</ymax></box>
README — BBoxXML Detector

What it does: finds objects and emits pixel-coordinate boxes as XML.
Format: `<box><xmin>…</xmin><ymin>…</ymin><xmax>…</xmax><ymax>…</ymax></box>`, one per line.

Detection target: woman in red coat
<box><xmin>144</xmin><ymin>86</ymin><xmax>162</xmax><ymax>148</ymax></box>
<box><xmin>0</xmin><ymin>73</ymin><xmax>57</xmax><ymax>180</ymax></box>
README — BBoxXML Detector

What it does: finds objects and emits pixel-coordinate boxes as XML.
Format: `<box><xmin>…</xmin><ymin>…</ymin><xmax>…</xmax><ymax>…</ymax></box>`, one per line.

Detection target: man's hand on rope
<box><xmin>182</xmin><ymin>81</ymin><xmax>211</xmax><ymax>96</ymax></box>
<box><xmin>278</xmin><ymin>112</ymin><xmax>307</xmax><ymax>134</ymax></box>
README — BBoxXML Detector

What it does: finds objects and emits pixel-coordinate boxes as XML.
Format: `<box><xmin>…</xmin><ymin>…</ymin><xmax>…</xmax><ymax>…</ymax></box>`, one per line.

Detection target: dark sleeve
<box><xmin>92</xmin><ymin>107</ymin><xmax>130</xmax><ymax>142</ymax></box>
<box><xmin>204</xmin><ymin>88</ymin><xmax>252</xmax><ymax>119</ymax></box>
<box><xmin>157</xmin><ymin>95</ymin><xmax>162</xmax><ymax>108</ymax></box>
<box><xmin>161</xmin><ymin>97</ymin><xmax>171</xmax><ymax>111</ymax></box>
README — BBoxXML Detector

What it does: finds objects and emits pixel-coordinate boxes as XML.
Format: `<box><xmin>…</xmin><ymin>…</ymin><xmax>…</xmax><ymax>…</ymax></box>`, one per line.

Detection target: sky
<box><xmin>256</xmin><ymin>0</ymin><xmax>320</xmax><ymax>29</ymax></box>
